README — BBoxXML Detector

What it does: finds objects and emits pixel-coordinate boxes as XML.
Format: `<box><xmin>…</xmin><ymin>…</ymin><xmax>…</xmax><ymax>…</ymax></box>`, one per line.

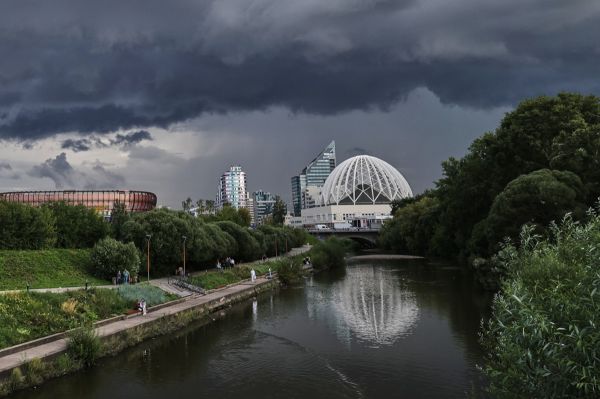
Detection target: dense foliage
<box><xmin>0</xmin><ymin>202</ymin><xmax>56</xmax><ymax>249</ymax></box>
<box><xmin>482</xmin><ymin>214</ymin><xmax>600</xmax><ymax>398</ymax></box>
<box><xmin>90</xmin><ymin>238</ymin><xmax>140</xmax><ymax>280</ymax></box>
<box><xmin>121</xmin><ymin>208</ymin><xmax>309</xmax><ymax>277</ymax></box>
<box><xmin>310</xmin><ymin>237</ymin><xmax>353</xmax><ymax>270</ymax></box>
<box><xmin>380</xmin><ymin>93</ymin><xmax>600</xmax><ymax>275</ymax></box>
<box><xmin>42</xmin><ymin>202</ymin><xmax>109</xmax><ymax>248</ymax></box>
<box><xmin>0</xmin><ymin>201</ymin><xmax>108</xmax><ymax>250</ymax></box>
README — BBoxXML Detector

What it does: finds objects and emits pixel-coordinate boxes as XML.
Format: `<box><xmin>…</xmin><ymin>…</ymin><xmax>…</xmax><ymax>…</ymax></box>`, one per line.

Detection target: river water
<box><xmin>13</xmin><ymin>258</ymin><xmax>492</xmax><ymax>399</ymax></box>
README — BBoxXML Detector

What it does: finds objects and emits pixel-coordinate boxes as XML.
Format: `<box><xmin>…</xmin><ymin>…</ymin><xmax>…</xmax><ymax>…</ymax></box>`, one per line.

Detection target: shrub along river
<box><xmin>12</xmin><ymin>257</ymin><xmax>493</xmax><ymax>399</ymax></box>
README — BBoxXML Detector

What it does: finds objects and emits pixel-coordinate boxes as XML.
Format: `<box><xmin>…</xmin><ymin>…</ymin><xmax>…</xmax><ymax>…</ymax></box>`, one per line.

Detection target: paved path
<box><xmin>0</xmin><ymin>276</ymin><xmax>275</xmax><ymax>376</ymax></box>
<box><xmin>0</xmin><ymin>245</ymin><xmax>311</xmax><ymax>296</ymax></box>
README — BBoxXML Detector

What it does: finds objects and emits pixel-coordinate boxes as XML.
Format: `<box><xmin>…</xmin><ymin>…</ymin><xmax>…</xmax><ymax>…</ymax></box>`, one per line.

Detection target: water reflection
<box><xmin>309</xmin><ymin>264</ymin><xmax>419</xmax><ymax>346</ymax></box>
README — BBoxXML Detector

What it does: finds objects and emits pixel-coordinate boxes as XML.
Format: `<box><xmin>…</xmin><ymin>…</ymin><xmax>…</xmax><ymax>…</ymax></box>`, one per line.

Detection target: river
<box><xmin>12</xmin><ymin>258</ymin><xmax>492</xmax><ymax>399</ymax></box>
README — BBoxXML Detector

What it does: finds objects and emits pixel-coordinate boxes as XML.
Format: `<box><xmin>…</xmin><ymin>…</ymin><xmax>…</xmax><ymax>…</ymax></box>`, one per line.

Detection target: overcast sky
<box><xmin>1</xmin><ymin>0</ymin><xmax>599</xmax><ymax>207</ymax></box>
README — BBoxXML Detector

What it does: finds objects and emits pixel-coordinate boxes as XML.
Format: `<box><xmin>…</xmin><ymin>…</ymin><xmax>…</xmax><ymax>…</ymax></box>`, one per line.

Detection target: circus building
<box><xmin>0</xmin><ymin>190</ymin><xmax>157</xmax><ymax>217</ymax></box>
<box><xmin>301</xmin><ymin>155</ymin><xmax>413</xmax><ymax>229</ymax></box>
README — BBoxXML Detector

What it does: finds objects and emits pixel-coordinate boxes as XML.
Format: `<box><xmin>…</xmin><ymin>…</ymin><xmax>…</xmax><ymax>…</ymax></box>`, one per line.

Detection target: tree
<box><xmin>215</xmin><ymin>221</ymin><xmax>262</xmax><ymax>261</ymax></box>
<box><xmin>469</xmin><ymin>169</ymin><xmax>586</xmax><ymax>257</ymax></box>
<box><xmin>90</xmin><ymin>237</ymin><xmax>140</xmax><ymax>280</ymax></box>
<box><xmin>181</xmin><ymin>197</ymin><xmax>193</xmax><ymax>213</ymax></box>
<box><xmin>272</xmin><ymin>196</ymin><xmax>287</xmax><ymax>226</ymax></box>
<box><xmin>43</xmin><ymin>202</ymin><xmax>109</xmax><ymax>248</ymax></box>
<box><xmin>0</xmin><ymin>201</ymin><xmax>56</xmax><ymax>249</ymax></box>
<box><xmin>110</xmin><ymin>201</ymin><xmax>129</xmax><ymax>241</ymax></box>
<box><xmin>237</xmin><ymin>207</ymin><xmax>252</xmax><ymax>227</ymax></box>
<box><xmin>195</xmin><ymin>199</ymin><xmax>206</xmax><ymax>215</ymax></box>
<box><xmin>205</xmin><ymin>200</ymin><xmax>216</xmax><ymax>215</ymax></box>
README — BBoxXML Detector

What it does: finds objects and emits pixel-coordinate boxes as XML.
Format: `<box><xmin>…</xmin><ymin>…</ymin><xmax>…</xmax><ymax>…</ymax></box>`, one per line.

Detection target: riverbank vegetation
<box><xmin>379</xmin><ymin>93</ymin><xmax>600</xmax><ymax>288</ymax></box>
<box><xmin>0</xmin><ymin>284</ymin><xmax>174</xmax><ymax>349</ymax></box>
<box><xmin>186</xmin><ymin>237</ymin><xmax>353</xmax><ymax>290</ymax></box>
<box><xmin>482</xmin><ymin>213</ymin><xmax>600</xmax><ymax>398</ymax></box>
<box><xmin>0</xmin><ymin>198</ymin><xmax>311</xmax><ymax>286</ymax></box>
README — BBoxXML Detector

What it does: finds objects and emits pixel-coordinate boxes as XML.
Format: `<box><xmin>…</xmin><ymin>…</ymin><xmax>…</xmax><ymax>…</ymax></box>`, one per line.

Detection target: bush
<box><xmin>91</xmin><ymin>238</ymin><xmax>140</xmax><ymax>280</ymax></box>
<box><xmin>277</xmin><ymin>260</ymin><xmax>303</xmax><ymax>286</ymax></box>
<box><xmin>310</xmin><ymin>237</ymin><xmax>350</xmax><ymax>270</ymax></box>
<box><xmin>67</xmin><ymin>326</ymin><xmax>101</xmax><ymax>367</ymax></box>
<box><xmin>482</xmin><ymin>214</ymin><xmax>600</xmax><ymax>398</ymax></box>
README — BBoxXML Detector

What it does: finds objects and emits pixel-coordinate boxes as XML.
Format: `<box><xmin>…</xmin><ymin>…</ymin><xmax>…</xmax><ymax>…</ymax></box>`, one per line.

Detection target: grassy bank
<box><xmin>0</xmin><ymin>249</ymin><xmax>105</xmax><ymax>290</ymax></box>
<box><xmin>0</xmin><ymin>284</ymin><xmax>174</xmax><ymax>349</ymax></box>
<box><xmin>189</xmin><ymin>256</ymin><xmax>302</xmax><ymax>290</ymax></box>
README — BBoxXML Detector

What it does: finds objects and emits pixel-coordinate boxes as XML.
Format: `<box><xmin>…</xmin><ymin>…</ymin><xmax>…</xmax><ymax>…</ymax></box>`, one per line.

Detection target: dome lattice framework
<box><xmin>321</xmin><ymin>155</ymin><xmax>412</xmax><ymax>206</ymax></box>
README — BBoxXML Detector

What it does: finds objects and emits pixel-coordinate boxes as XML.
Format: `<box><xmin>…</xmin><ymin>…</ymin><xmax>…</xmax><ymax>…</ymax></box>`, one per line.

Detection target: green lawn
<box><xmin>0</xmin><ymin>249</ymin><xmax>106</xmax><ymax>290</ymax></box>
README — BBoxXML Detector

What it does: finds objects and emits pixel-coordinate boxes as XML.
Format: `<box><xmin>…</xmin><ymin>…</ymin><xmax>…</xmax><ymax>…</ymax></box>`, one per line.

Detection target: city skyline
<box><xmin>0</xmin><ymin>1</ymin><xmax>598</xmax><ymax>207</ymax></box>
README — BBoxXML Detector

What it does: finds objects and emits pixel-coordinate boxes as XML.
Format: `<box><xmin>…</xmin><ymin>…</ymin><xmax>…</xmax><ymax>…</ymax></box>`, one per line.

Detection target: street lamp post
<box><xmin>182</xmin><ymin>235</ymin><xmax>187</xmax><ymax>278</ymax></box>
<box><xmin>145</xmin><ymin>234</ymin><xmax>152</xmax><ymax>282</ymax></box>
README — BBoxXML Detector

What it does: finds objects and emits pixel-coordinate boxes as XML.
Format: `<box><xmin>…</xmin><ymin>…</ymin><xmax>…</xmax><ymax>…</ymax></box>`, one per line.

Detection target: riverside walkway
<box><xmin>0</xmin><ymin>275</ymin><xmax>274</xmax><ymax>377</ymax></box>
<box><xmin>0</xmin><ymin>244</ymin><xmax>312</xmax><ymax>377</ymax></box>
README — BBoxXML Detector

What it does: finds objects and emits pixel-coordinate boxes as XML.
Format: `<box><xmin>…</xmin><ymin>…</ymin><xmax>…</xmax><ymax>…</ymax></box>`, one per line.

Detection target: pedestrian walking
<box><xmin>123</xmin><ymin>269</ymin><xmax>130</xmax><ymax>285</ymax></box>
<box><xmin>116</xmin><ymin>270</ymin><xmax>122</xmax><ymax>285</ymax></box>
<box><xmin>250</xmin><ymin>269</ymin><xmax>256</xmax><ymax>282</ymax></box>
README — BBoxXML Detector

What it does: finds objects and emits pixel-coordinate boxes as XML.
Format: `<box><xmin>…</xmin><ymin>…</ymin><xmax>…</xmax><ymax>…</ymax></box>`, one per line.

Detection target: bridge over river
<box><xmin>306</xmin><ymin>228</ymin><xmax>379</xmax><ymax>247</ymax></box>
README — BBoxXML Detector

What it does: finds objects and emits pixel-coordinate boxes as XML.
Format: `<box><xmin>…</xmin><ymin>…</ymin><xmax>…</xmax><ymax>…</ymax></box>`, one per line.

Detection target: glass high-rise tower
<box><xmin>291</xmin><ymin>141</ymin><xmax>336</xmax><ymax>216</ymax></box>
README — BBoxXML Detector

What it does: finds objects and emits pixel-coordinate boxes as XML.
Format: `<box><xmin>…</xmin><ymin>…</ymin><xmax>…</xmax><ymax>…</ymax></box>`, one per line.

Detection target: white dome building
<box><xmin>301</xmin><ymin>155</ymin><xmax>412</xmax><ymax>228</ymax></box>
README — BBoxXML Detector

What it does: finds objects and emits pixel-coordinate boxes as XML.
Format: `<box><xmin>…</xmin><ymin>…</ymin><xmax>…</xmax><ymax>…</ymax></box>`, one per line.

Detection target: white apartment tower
<box><xmin>216</xmin><ymin>165</ymin><xmax>248</xmax><ymax>210</ymax></box>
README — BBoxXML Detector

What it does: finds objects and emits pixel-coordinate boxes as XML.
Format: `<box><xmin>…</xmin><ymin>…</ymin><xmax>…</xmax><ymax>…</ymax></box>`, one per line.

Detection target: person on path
<box><xmin>216</xmin><ymin>260</ymin><xmax>222</xmax><ymax>272</ymax></box>
<box><xmin>123</xmin><ymin>269</ymin><xmax>130</xmax><ymax>285</ymax></box>
<box><xmin>268</xmin><ymin>268</ymin><xmax>272</xmax><ymax>279</ymax></box>
<box><xmin>117</xmin><ymin>270</ymin><xmax>122</xmax><ymax>285</ymax></box>
<box><xmin>141</xmin><ymin>298</ymin><xmax>147</xmax><ymax>315</ymax></box>
<box><xmin>250</xmin><ymin>269</ymin><xmax>256</xmax><ymax>282</ymax></box>
<box><xmin>230</xmin><ymin>258</ymin><xmax>235</xmax><ymax>268</ymax></box>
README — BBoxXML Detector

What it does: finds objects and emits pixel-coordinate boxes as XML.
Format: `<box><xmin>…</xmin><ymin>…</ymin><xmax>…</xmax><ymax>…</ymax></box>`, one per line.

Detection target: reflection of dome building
<box><xmin>301</xmin><ymin>155</ymin><xmax>412</xmax><ymax>228</ymax></box>
<box><xmin>306</xmin><ymin>264</ymin><xmax>419</xmax><ymax>346</ymax></box>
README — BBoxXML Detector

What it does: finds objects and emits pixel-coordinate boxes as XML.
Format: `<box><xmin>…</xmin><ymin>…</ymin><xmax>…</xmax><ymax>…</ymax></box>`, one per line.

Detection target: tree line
<box><xmin>379</xmin><ymin>93</ymin><xmax>600</xmax><ymax>286</ymax></box>
<box><xmin>0</xmin><ymin>200</ymin><xmax>308</xmax><ymax>279</ymax></box>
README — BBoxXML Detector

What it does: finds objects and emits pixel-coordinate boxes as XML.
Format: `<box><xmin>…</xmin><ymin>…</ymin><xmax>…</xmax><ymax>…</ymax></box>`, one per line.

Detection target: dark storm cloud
<box><xmin>112</xmin><ymin>130</ymin><xmax>153</xmax><ymax>146</ymax></box>
<box><xmin>0</xmin><ymin>0</ymin><xmax>599</xmax><ymax>140</ymax></box>
<box><xmin>60</xmin><ymin>130</ymin><xmax>152</xmax><ymax>152</ymax></box>
<box><xmin>61</xmin><ymin>138</ymin><xmax>92</xmax><ymax>152</ymax></box>
<box><xmin>0</xmin><ymin>162</ymin><xmax>11</xmax><ymax>171</ymax></box>
<box><xmin>28</xmin><ymin>152</ymin><xmax>125</xmax><ymax>189</ymax></box>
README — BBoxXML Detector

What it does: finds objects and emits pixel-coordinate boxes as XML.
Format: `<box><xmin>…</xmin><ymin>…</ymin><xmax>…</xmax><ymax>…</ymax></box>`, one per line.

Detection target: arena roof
<box><xmin>320</xmin><ymin>155</ymin><xmax>412</xmax><ymax>206</ymax></box>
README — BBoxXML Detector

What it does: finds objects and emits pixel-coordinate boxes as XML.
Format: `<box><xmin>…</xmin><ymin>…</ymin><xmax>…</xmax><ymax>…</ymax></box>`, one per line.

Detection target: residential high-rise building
<box><xmin>252</xmin><ymin>190</ymin><xmax>276</xmax><ymax>226</ymax></box>
<box><xmin>216</xmin><ymin>165</ymin><xmax>248</xmax><ymax>210</ymax></box>
<box><xmin>291</xmin><ymin>141</ymin><xmax>336</xmax><ymax>216</ymax></box>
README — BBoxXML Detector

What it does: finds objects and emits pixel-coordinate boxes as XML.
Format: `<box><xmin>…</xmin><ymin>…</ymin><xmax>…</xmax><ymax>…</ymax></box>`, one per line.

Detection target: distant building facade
<box><xmin>301</xmin><ymin>155</ymin><xmax>413</xmax><ymax>229</ymax></box>
<box><xmin>291</xmin><ymin>140</ymin><xmax>336</xmax><ymax>216</ymax></box>
<box><xmin>216</xmin><ymin>165</ymin><xmax>248</xmax><ymax>210</ymax></box>
<box><xmin>252</xmin><ymin>190</ymin><xmax>276</xmax><ymax>226</ymax></box>
<box><xmin>0</xmin><ymin>190</ymin><xmax>157</xmax><ymax>218</ymax></box>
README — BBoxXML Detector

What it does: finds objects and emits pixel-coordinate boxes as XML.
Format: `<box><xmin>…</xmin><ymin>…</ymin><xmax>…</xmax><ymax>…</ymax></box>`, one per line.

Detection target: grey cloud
<box><xmin>0</xmin><ymin>162</ymin><xmax>11</xmax><ymax>170</ymax></box>
<box><xmin>28</xmin><ymin>152</ymin><xmax>125</xmax><ymax>189</ymax></box>
<box><xmin>0</xmin><ymin>0</ymin><xmax>598</xmax><ymax>140</ymax></box>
